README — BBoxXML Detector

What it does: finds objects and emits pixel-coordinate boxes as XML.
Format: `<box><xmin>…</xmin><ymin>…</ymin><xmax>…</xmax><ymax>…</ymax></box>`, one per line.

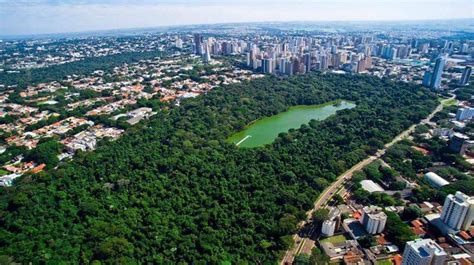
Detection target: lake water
<box><xmin>227</xmin><ymin>100</ymin><xmax>356</xmax><ymax>148</ymax></box>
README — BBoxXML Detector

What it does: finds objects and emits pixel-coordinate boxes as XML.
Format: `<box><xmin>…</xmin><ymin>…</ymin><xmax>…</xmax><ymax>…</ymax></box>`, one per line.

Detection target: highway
<box><xmin>280</xmin><ymin>97</ymin><xmax>450</xmax><ymax>265</ymax></box>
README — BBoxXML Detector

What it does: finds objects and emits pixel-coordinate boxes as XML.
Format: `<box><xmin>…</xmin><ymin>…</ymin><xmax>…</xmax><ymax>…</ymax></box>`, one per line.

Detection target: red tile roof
<box><xmin>459</xmin><ymin>231</ymin><xmax>472</xmax><ymax>241</ymax></box>
<box><xmin>392</xmin><ymin>254</ymin><xmax>402</xmax><ymax>265</ymax></box>
<box><xmin>30</xmin><ymin>163</ymin><xmax>46</xmax><ymax>174</ymax></box>
<box><xmin>411</xmin><ymin>219</ymin><xmax>423</xmax><ymax>228</ymax></box>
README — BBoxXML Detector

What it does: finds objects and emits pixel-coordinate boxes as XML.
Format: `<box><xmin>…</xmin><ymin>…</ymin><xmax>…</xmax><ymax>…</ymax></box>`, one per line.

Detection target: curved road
<box><xmin>280</xmin><ymin>97</ymin><xmax>449</xmax><ymax>265</ymax></box>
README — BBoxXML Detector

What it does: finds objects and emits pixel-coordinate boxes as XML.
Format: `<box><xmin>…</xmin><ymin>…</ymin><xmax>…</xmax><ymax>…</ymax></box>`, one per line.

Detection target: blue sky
<box><xmin>0</xmin><ymin>0</ymin><xmax>472</xmax><ymax>36</ymax></box>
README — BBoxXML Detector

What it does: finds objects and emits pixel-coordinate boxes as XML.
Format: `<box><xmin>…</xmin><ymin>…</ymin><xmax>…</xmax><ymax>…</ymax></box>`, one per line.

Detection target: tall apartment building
<box><xmin>459</xmin><ymin>66</ymin><xmax>472</xmax><ymax>86</ymax></box>
<box><xmin>360</xmin><ymin>206</ymin><xmax>387</xmax><ymax>234</ymax></box>
<box><xmin>440</xmin><ymin>191</ymin><xmax>474</xmax><ymax>231</ymax></box>
<box><xmin>321</xmin><ymin>207</ymin><xmax>341</xmax><ymax>237</ymax></box>
<box><xmin>430</xmin><ymin>56</ymin><xmax>446</xmax><ymax>90</ymax></box>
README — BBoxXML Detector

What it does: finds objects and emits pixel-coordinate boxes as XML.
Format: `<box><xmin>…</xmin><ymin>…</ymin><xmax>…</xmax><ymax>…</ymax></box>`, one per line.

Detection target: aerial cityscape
<box><xmin>0</xmin><ymin>0</ymin><xmax>473</xmax><ymax>264</ymax></box>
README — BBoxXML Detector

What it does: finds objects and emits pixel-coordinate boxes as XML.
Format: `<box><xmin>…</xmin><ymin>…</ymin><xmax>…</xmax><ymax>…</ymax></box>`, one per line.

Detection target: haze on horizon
<box><xmin>0</xmin><ymin>0</ymin><xmax>472</xmax><ymax>36</ymax></box>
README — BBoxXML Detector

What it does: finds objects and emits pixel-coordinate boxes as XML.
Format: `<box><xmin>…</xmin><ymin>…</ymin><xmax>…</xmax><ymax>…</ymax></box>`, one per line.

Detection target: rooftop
<box><xmin>360</xmin><ymin>180</ymin><xmax>385</xmax><ymax>193</ymax></box>
<box><xmin>407</xmin><ymin>238</ymin><xmax>447</xmax><ymax>257</ymax></box>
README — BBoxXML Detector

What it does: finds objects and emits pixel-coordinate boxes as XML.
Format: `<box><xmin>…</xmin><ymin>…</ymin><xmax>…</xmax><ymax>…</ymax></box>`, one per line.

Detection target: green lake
<box><xmin>227</xmin><ymin>100</ymin><xmax>356</xmax><ymax>148</ymax></box>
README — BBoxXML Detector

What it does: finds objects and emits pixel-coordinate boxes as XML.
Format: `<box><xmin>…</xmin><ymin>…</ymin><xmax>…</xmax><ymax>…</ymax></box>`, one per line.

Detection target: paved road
<box><xmin>279</xmin><ymin>98</ymin><xmax>450</xmax><ymax>265</ymax></box>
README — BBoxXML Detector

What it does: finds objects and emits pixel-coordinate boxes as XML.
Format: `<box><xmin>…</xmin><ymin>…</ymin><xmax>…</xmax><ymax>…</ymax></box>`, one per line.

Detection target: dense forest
<box><xmin>0</xmin><ymin>72</ymin><xmax>438</xmax><ymax>264</ymax></box>
<box><xmin>0</xmin><ymin>50</ymin><xmax>163</xmax><ymax>88</ymax></box>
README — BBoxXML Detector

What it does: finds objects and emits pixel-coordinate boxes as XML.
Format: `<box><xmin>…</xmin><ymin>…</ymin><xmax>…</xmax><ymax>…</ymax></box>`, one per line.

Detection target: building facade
<box><xmin>456</xmin><ymin>107</ymin><xmax>474</xmax><ymax>121</ymax></box>
<box><xmin>459</xmin><ymin>66</ymin><xmax>472</xmax><ymax>86</ymax></box>
<box><xmin>360</xmin><ymin>206</ymin><xmax>387</xmax><ymax>234</ymax></box>
<box><xmin>440</xmin><ymin>191</ymin><xmax>474</xmax><ymax>231</ymax></box>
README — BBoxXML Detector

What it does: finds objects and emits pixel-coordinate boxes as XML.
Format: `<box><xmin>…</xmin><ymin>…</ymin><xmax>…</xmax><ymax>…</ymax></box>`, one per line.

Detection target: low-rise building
<box><xmin>424</xmin><ymin>172</ymin><xmax>450</xmax><ymax>188</ymax></box>
<box><xmin>456</xmin><ymin>107</ymin><xmax>474</xmax><ymax>121</ymax></box>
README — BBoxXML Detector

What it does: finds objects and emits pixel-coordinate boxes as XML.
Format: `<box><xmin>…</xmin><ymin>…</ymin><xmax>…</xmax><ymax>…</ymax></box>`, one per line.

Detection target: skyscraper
<box><xmin>194</xmin><ymin>34</ymin><xmax>204</xmax><ymax>55</ymax></box>
<box><xmin>422</xmin><ymin>71</ymin><xmax>432</xmax><ymax>87</ymax></box>
<box><xmin>440</xmin><ymin>191</ymin><xmax>474</xmax><ymax>231</ymax></box>
<box><xmin>303</xmin><ymin>54</ymin><xmax>312</xmax><ymax>73</ymax></box>
<box><xmin>459</xmin><ymin>66</ymin><xmax>472</xmax><ymax>86</ymax></box>
<box><xmin>430</xmin><ymin>56</ymin><xmax>446</xmax><ymax>90</ymax></box>
<box><xmin>356</xmin><ymin>59</ymin><xmax>365</xmax><ymax>73</ymax></box>
<box><xmin>284</xmin><ymin>61</ymin><xmax>294</xmax><ymax>76</ymax></box>
<box><xmin>262</xmin><ymin>58</ymin><xmax>274</xmax><ymax>74</ymax></box>
<box><xmin>402</xmin><ymin>239</ymin><xmax>447</xmax><ymax>265</ymax></box>
<box><xmin>420</xmin><ymin>43</ymin><xmax>429</xmax><ymax>54</ymax></box>
<box><xmin>319</xmin><ymin>54</ymin><xmax>329</xmax><ymax>70</ymax></box>
<box><xmin>202</xmin><ymin>43</ymin><xmax>211</xmax><ymax>63</ymax></box>
<box><xmin>278</xmin><ymin>58</ymin><xmax>287</xmax><ymax>73</ymax></box>
<box><xmin>246</xmin><ymin>52</ymin><xmax>252</xmax><ymax>67</ymax></box>
<box><xmin>389</xmin><ymin>47</ymin><xmax>398</xmax><ymax>60</ymax></box>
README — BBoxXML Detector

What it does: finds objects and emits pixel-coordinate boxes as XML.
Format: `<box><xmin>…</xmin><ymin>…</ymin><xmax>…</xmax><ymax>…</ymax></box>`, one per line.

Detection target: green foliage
<box><xmin>25</xmin><ymin>115</ymin><xmax>62</xmax><ymax>132</ymax></box>
<box><xmin>352</xmin><ymin>188</ymin><xmax>400</xmax><ymax>207</ymax></box>
<box><xmin>294</xmin><ymin>254</ymin><xmax>311</xmax><ymax>265</ymax></box>
<box><xmin>383</xmin><ymin>140</ymin><xmax>431</xmax><ymax>180</ymax></box>
<box><xmin>309</xmin><ymin>248</ymin><xmax>329</xmax><ymax>265</ymax></box>
<box><xmin>0</xmin><ymin>73</ymin><xmax>438</xmax><ymax>263</ymax></box>
<box><xmin>401</xmin><ymin>205</ymin><xmax>423</xmax><ymax>221</ymax></box>
<box><xmin>333</xmin><ymin>194</ymin><xmax>344</xmax><ymax>204</ymax></box>
<box><xmin>352</xmin><ymin>170</ymin><xmax>367</xmax><ymax>182</ymax></box>
<box><xmin>389</xmin><ymin>181</ymin><xmax>406</xmax><ymax>190</ymax></box>
<box><xmin>414</xmin><ymin>124</ymin><xmax>430</xmax><ymax>135</ymax></box>
<box><xmin>0</xmin><ymin>145</ymin><xmax>28</xmax><ymax>165</ymax></box>
<box><xmin>364</xmin><ymin>162</ymin><xmax>383</xmax><ymax>182</ymax></box>
<box><xmin>384</xmin><ymin>211</ymin><xmax>417</xmax><ymax>249</ymax></box>
<box><xmin>312</xmin><ymin>208</ymin><xmax>330</xmax><ymax>224</ymax></box>
<box><xmin>25</xmin><ymin>139</ymin><xmax>63</xmax><ymax>168</ymax></box>
<box><xmin>442</xmin><ymin>180</ymin><xmax>474</xmax><ymax>196</ymax></box>
<box><xmin>454</xmin><ymin>83</ymin><xmax>474</xmax><ymax>102</ymax></box>
<box><xmin>358</xmin><ymin>235</ymin><xmax>376</xmax><ymax>248</ymax></box>
<box><xmin>412</xmin><ymin>185</ymin><xmax>445</xmax><ymax>203</ymax></box>
<box><xmin>0</xmin><ymin>51</ymin><xmax>163</xmax><ymax>88</ymax></box>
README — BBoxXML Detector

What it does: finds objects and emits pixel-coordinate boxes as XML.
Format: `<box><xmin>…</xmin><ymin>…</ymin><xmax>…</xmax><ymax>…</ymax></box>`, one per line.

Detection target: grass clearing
<box><xmin>320</xmin><ymin>234</ymin><xmax>347</xmax><ymax>244</ymax></box>
<box><xmin>441</xmin><ymin>98</ymin><xmax>456</xmax><ymax>107</ymax></box>
<box><xmin>376</xmin><ymin>259</ymin><xmax>393</xmax><ymax>265</ymax></box>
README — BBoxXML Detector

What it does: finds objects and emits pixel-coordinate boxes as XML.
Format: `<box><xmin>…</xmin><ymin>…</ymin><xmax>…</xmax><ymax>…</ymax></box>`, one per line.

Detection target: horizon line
<box><xmin>1</xmin><ymin>17</ymin><xmax>473</xmax><ymax>40</ymax></box>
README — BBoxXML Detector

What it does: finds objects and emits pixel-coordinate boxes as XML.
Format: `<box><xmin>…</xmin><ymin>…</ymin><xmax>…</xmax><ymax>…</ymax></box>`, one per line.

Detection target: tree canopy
<box><xmin>0</xmin><ymin>72</ymin><xmax>438</xmax><ymax>263</ymax></box>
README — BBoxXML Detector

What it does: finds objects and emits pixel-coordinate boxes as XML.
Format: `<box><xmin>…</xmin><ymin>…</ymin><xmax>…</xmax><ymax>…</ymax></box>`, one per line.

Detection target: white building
<box><xmin>321</xmin><ymin>220</ymin><xmax>336</xmax><ymax>237</ymax></box>
<box><xmin>175</xmin><ymin>38</ymin><xmax>183</xmax><ymax>49</ymax></box>
<box><xmin>360</xmin><ymin>206</ymin><xmax>387</xmax><ymax>234</ymax></box>
<box><xmin>321</xmin><ymin>207</ymin><xmax>341</xmax><ymax>237</ymax></box>
<box><xmin>0</xmin><ymin>173</ymin><xmax>22</xmax><ymax>187</ymax></box>
<box><xmin>360</xmin><ymin>179</ymin><xmax>385</xmax><ymax>193</ymax></box>
<box><xmin>402</xmin><ymin>239</ymin><xmax>447</xmax><ymax>265</ymax></box>
<box><xmin>456</xmin><ymin>107</ymin><xmax>474</xmax><ymax>121</ymax></box>
<box><xmin>440</xmin><ymin>191</ymin><xmax>474</xmax><ymax>231</ymax></box>
<box><xmin>424</xmin><ymin>172</ymin><xmax>450</xmax><ymax>188</ymax></box>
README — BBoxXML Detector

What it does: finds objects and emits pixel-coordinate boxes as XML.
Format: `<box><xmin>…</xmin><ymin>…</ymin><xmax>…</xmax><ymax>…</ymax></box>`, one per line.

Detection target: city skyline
<box><xmin>0</xmin><ymin>0</ymin><xmax>472</xmax><ymax>36</ymax></box>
